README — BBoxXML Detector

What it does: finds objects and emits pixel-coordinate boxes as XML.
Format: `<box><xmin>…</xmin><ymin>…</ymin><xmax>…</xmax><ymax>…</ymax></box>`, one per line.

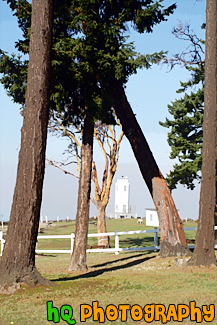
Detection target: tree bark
<box><xmin>188</xmin><ymin>0</ymin><xmax>217</xmax><ymax>266</ymax></box>
<box><xmin>0</xmin><ymin>0</ymin><xmax>53</xmax><ymax>291</ymax></box>
<box><xmin>69</xmin><ymin>117</ymin><xmax>94</xmax><ymax>272</ymax></box>
<box><xmin>214</xmin><ymin>168</ymin><xmax>217</xmax><ymax>245</ymax></box>
<box><xmin>214</xmin><ymin>162</ymin><xmax>217</xmax><ymax>243</ymax></box>
<box><xmin>214</xmin><ymin>188</ymin><xmax>217</xmax><ymax>243</ymax></box>
<box><xmin>112</xmin><ymin>81</ymin><xmax>190</xmax><ymax>257</ymax></box>
<box><xmin>92</xmin><ymin>124</ymin><xmax>123</xmax><ymax>247</ymax></box>
<box><xmin>97</xmin><ymin>204</ymin><xmax>109</xmax><ymax>247</ymax></box>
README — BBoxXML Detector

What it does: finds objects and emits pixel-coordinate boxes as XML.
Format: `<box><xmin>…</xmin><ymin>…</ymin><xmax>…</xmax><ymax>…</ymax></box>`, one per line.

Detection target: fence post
<box><xmin>0</xmin><ymin>231</ymin><xmax>5</xmax><ymax>256</ymax></box>
<box><xmin>71</xmin><ymin>233</ymin><xmax>75</xmax><ymax>255</ymax></box>
<box><xmin>115</xmin><ymin>231</ymin><xmax>119</xmax><ymax>255</ymax></box>
<box><xmin>154</xmin><ymin>227</ymin><xmax>159</xmax><ymax>250</ymax></box>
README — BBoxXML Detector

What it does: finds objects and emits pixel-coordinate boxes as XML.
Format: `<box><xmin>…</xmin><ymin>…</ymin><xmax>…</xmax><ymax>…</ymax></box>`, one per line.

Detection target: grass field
<box><xmin>0</xmin><ymin>219</ymin><xmax>216</xmax><ymax>324</ymax></box>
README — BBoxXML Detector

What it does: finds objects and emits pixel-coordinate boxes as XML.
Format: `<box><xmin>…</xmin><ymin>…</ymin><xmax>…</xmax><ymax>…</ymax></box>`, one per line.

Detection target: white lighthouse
<box><xmin>114</xmin><ymin>176</ymin><xmax>131</xmax><ymax>218</ymax></box>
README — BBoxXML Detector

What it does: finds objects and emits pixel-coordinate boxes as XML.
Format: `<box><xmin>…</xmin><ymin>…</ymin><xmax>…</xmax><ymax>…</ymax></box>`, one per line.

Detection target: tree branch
<box><xmin>46</xmin><ymin>158</ymin><xmax>79</xmax><ymax>178</ymax></box>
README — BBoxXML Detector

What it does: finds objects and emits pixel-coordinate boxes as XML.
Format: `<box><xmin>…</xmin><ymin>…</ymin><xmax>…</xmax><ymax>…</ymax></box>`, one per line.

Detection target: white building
<box><xmin>114</xmin><ymin>176</ymin><xmax>136</xmax><ymax>219</ymax></box>
<box><xmin>145</xmin><ymin>208</ymin><xmax>159</xmax><ymax>227</ymax></box>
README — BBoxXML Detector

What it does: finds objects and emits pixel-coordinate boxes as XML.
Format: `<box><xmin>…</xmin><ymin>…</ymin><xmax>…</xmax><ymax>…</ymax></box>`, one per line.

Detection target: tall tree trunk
<box><xmin>112</xmin><ymin>81</ymin><xmax>190</xmax><ymax>257</ymax></box>
<box><xmin>69</xmin><ymin>117</ymin><xmax>94</xmax><ymax>272</ymax></box>
<box><xmin>214</xmin><ymin>163</ymin><xmax>217</xmax><ymax>243</ymax></box>
<box><xmin>215</xmin><ymin>169</ymin><xmax>217</xmax><ymax>243</ymax></box>
<box><xmin>189</xmin><ymin>0</ymin><xmax>217</xmax><ymax>266</ymax></box>
<box><xmin>97</xmin><ymin>204</ymin><xmax>109</xmax><ymax>247</ymax></box>
<box><xmin>92</xmin><ymin>124</ymin><xmax>124</xmax><ymax>247</ymax></box>
<box><xmin>0</xmin><ymin>0</ymin><xmax>53</xmax><ymax>291</ymax></box>
<box><xmin>215</xmin><ymin>189</ymin><xmax>217</xmax><ymax>244</ymax></box>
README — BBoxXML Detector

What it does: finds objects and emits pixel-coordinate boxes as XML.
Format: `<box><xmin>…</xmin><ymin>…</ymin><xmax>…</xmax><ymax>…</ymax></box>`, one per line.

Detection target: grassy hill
<box><xmin>1</xmin><ymin>219</ymin><xmax>216</xmax><ymax>324</ymax></box>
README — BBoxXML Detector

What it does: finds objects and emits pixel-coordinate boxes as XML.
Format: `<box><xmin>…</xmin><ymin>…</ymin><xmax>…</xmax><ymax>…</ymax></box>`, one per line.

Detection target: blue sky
<box><xmin>0</xmin><ymin>0</ymin><xmax>206</xmax><ymax>221</ymax></box>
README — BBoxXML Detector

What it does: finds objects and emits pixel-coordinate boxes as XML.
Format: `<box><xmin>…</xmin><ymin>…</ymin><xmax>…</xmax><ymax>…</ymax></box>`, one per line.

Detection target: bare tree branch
<box><xmin>164</xmin><ymin>22</ymin><xmax>205</xmax><ymax>70</ymax></box>
<box><xmin>46</xmin><ymin>158</ymin><xmax>79</xmax><ymax>178</ymax></box>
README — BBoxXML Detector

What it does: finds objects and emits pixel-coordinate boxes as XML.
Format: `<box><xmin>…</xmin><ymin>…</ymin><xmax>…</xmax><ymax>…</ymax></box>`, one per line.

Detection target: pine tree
<box><xmin>160</xmin><ymin>65</ymin><xmax>204</xmax><ymax>190</ymax></box>
<box><xmin>188</xmin><ymin>0</ymin><xmax>217</xmax><ymax>266</ymax></box>
<box><xmin>73</xmin><ymin>0</ymin><xmax>189</xmax><ymax>256</ymax></box>
<box><xmin>0</xmin><ymin>0</ymin><xmax>53</xmax><ymax>291</ymax></box>
<box><xmin>160</xmin><ymin>23</ymin><xmax>217</xmax><ymax>244</ymax></box>
<box><xmin>160</xmin><ymin>24</ymin><xmax>205</xmax><ymax>190</ymax></box>
<box><xmin>0</xmin><ymin>0</ymin><xmax>190</xmax><ymax>264</ymax></box>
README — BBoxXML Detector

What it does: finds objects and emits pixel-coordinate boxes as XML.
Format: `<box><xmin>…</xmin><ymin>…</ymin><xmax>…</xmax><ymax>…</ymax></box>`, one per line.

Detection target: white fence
<box><xmin>36</xmin><ymin>228</ymin><xmax>160</xmax><ymax>255</ymax></box>
<box><xmin>1</xmin><ymin>227</ymin><xmax>217</xmax><ymax>256</ymax></box>
<box><xmin>0</xmin><ymin>231</ymin><xmax>5</xmax><ymax>256</ymax></box>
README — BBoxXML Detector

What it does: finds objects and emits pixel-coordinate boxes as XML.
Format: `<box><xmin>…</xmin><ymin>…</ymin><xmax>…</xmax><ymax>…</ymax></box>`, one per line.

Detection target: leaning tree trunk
<box><xmin>188</xmin><ymin>0</ymin><xmax>217</xmax><ymax>266</ymax></box>
<box><xmin>112</xmin><ymin>81</ymin><xmax>190</xmax><ymax>257</ymax></box>
<box><xmin>69</xmin><ymin>117</ymin><xmax>94</xmax><ymax>272</ymax></box>
<box><xmin>0</xmin><ymin>0</ymin><xmax>53</xmax><ymax>291</ymax></box>
<box><xmin>97</xmin><ymin>204</ymin><xmax>109</xmax><ymax>247</ymax></box>
<box><xmin>214</xmin><ymin>166</ymin><xmax>217</xmax><ymax>243</ymax></box>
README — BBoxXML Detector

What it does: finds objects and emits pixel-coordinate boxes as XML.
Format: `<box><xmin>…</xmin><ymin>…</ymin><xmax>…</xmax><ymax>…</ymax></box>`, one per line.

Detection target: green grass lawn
<box><xmin>0</xmin><ymin>219</ymin><xmax>216</xmax><ymax>325</ymax></box>
<box><xmin>34</xmin><ymin>218</ymin><xmax>197</xmax><ymax>251</ymax></box>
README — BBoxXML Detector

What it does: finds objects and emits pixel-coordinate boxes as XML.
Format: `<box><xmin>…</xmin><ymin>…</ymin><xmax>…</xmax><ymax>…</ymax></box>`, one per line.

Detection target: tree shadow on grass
<box><xmin>92</xmin><ymin>252</ymin><xmax>148</xmax><ymax>268</ymax></box>
<box><xmin>36</xmin><ymin>253</ymin><xmax>57</xmax><ymax>258</ymax></box>
<box><xmin>120</xmin><ymin>236</ymin><xmax>158</xmax><ymax>247</ymax></box>
<box><xmin>51</xmin><ymin>252</ymin><xmax>156</xmax><ymax>283</ymax></box>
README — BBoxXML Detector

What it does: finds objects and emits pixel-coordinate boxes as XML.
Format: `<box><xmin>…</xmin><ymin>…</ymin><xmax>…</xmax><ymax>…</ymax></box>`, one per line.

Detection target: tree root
<box><xmin>187</xmin><ymin>255</ymin><xmax>217</xmax><ymax>267</ymax></box>
<box><xmin>0</xmin><ymin>265</ymin><xmax>51</xmax><ymax>295</ymax></box>
<box><xmin>160</xmin><ymin>242</ymin><xmax>192</xmax><ymax>258</ymax></box>
<box><xmin>68</xmin><ymin>263</ymin><xmax>88</xmax><ymax>273</ymax></box>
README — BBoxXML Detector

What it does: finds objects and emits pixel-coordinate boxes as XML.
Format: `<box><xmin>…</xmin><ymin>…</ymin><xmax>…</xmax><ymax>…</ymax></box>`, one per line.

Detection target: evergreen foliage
<box><xmin>160</xmin><ymin>31</ymin><xmax>205</xmax><ymax>190</ymax></box>
<box><xmin>0</xmin><ymin>0</ymin><xmax>176</xmax><ymax>126</ymax></box>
